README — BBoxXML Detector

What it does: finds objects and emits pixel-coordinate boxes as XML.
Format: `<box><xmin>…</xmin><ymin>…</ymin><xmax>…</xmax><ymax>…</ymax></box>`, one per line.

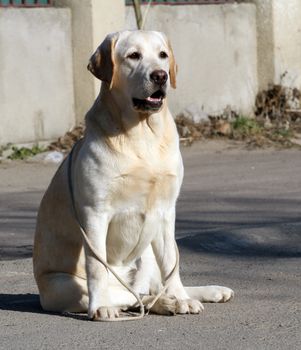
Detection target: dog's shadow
<box><xmin>0</xmin><ymin>293</ymin><xmax>42</xmax><ymax>313</ymax></box>
<box><xmin>0</xmin><ymin>293</ymin><xmax>88</xmax><ymax>321</ymax></box>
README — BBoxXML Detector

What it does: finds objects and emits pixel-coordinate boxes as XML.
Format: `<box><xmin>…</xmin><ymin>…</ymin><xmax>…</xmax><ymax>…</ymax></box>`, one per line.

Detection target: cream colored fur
<box><xmin>33</xmin><ymin>30</ymin><xmax>233</xmax><ymax>320</ymax></box>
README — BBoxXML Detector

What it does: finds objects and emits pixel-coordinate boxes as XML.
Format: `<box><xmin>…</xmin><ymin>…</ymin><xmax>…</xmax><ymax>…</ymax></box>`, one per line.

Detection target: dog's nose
<box><xmin>150</xmin><ymin>70</ymin><xmax>168</xmax><ymax>86</ymax></box>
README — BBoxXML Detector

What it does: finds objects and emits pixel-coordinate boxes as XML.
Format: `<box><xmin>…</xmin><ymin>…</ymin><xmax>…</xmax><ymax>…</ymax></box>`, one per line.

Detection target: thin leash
<box><xmin>67</xmin><ymin>143</ymin><xmax>179</xmax><ymax>321</ymax></box>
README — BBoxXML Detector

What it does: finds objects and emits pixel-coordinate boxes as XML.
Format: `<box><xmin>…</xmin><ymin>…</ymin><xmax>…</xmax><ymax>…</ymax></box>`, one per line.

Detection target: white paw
<box><xmin>89</xmin><ymin>306</ymin><xmax>120</xmax><ymax>321</ymax></box>
<box><xmin>202</xmin><ymin>286</ymin><xmax>234</xmax><ymax>303</ymax></box>
<box><xmin>146</xmin><ymin>295</ymin><xmax>177</xmax><ymax>315</ymax></box>
<box><xmin>176</xmin><ymin>299</ymin><xmax>204</xmax><ymax>314</ymax></box>
<box><xmin>147</xmin><ymin>295</ymin><xmax>204</xmax><ymax>315</ymax></box>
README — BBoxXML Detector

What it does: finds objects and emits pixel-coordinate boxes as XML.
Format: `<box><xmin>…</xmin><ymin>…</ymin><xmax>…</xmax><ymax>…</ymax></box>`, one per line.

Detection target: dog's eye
<box><xmin>159</xmin><ymin>51</ymin><xmax>168</xmax><ymax>59</ymax></box>
<box><xmin>127</xmin><ymin>52</ymin><xmax>142</xmax><ymax>60</ymax></box>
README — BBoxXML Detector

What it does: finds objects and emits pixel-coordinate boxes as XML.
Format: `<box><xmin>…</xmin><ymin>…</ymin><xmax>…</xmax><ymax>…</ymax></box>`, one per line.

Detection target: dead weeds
<box><xmin>177</xmin><ymin>84</ymin><xmax>301</xmax><ymax>148</ymax></box>
<box><xmin>49</xmin><ymin>85</ymin><xmax>301</xmax><ymax>152</ymax></box>
<box><xmin>49</xmin><ymin>124</ymin><xmax>84</xmax><ymax>153</ymax></box>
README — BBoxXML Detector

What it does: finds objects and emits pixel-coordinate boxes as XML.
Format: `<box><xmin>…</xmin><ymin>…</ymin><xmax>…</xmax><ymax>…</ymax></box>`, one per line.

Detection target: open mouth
<box><xmin>132</xmin><ymin>90</ymin><xmax>166</xmax><ymax>111</ymax></box>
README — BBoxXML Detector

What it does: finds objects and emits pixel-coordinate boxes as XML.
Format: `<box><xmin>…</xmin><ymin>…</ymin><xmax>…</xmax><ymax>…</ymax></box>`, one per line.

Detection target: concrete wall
<box><xmin>54</xmin><ymin>0</ymin><xmax>125</xmax><ymax>123</ymax></box>
<box><xmin>2</xmin><ymin>1</ymin><xmax>301</xmax><ymax>145</ymax></box>
<box><xmin>0</xmin><ymin>8</ymin><xmax>74</xmax><ymax>145</ymax></box>
<box><xmin>91</xmin><ymin>0</ymin><xmax>125</xmax><ymax>98</ymax></box>
<box><xmin>126</xmin><ymin>4</ymin><xmax>258</xmax><ymax>117</ymax></box>
<box><xmin>241</xmin><ymin>0</ymin><xmax>301</xmax><ymax>90</ymax></box>
<box><xmin>273</xmin><ymin>0</ymin><xmax>301</xmax><ymax>87</ymax></box>
<box><xmin>252</xmin><ymin>0</ymin><xmax>275</xmax><ymax>91</ymax></box>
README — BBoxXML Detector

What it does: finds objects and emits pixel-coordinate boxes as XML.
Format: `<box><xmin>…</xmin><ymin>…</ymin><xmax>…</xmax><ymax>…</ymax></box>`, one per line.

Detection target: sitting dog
<box><xmin>33</xmin><ymin>30</ymin><xmax>233</xmax><ymax>321</ymax></box>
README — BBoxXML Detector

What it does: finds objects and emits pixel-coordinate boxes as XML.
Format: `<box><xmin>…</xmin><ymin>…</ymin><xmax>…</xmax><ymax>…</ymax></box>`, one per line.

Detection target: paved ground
<box><xmin>0</xmin><ymin>141</ymin><xmax>300</xmax><ymax>350</ymax></box>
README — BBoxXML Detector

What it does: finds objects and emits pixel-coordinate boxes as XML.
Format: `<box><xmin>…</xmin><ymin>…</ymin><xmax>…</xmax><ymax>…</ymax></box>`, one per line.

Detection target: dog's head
<box><xmin>88</xmin><ymin>30</ymin><xmax>177</xmax><ymax>113</ymax></box>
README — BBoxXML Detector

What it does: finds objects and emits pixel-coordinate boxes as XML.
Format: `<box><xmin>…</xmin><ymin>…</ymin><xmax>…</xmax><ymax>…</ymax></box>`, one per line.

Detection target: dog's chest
<box><xmin>110</xmin><ymin>155</ymin><xmax>180</xmax><ymax>212</ymax></box>
<box><xmin>105</xmin><ymin>153</ymin><xmax>182</xmax><ymax>264</ymax></box>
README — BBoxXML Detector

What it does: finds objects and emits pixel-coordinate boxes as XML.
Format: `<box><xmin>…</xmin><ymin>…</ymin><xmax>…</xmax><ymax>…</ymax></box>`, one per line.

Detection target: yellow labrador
<box><xmin>33</xmin><ymin>30</ymin><xmax>233</xmax><ymax>320</ymax></box>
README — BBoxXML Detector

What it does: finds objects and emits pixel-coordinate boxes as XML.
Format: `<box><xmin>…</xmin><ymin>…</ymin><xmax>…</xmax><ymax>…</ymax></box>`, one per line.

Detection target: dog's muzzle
<box><xmin>132</xmin><ymin>89</ymin><xmax>166</xmax><ymax>112</ymax></box>
<box><xmin>132</xmin><ymin>69</ymin><xmax>168</xmax><ymax>112</ymax></box>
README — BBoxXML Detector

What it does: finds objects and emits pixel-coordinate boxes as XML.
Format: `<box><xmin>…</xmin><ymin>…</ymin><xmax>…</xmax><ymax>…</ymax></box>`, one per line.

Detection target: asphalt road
<box><xmin>0</xmin><ymin>141</ymin><xmax>300</xmax><ymax>350</ymax></box>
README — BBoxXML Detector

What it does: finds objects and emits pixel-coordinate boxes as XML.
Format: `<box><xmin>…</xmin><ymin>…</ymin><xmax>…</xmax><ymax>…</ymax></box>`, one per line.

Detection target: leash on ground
<box><xmin>67</xmin><ymin>143</ymin><xmax>179</xmax><ymax>321</ymax></box>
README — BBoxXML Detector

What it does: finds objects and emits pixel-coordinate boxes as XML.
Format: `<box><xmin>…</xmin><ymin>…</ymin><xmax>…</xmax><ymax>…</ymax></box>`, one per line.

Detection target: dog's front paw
<box><xmin>146</xmin><ymin>294</ymin><xmax>177</xmax><ymax>315</ymax></box>
<box><xmin>176</xmin><ymin>299</ymin><xmax>204</xmax><ymax>314</ymax></box>
<box><xmin>203</xmin><ymin>286</ymin><xmax>234</xmax><ymax>303</ymax></box>
<box><xmin>89</xmin><ymin>306</ymin><xmax>120</xmax><ymax>321</ymax></box>
<box><xmin>146</xmin><ymin>295</ymin><xmax>203</xmax><ymax>315</ymax></box>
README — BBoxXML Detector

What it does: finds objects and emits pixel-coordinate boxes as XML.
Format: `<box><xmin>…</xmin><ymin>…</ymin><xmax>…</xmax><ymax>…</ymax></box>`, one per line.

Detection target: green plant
<box><xmin>272</xmin><ymin>128</ymin><xmax>293</xmax><ymax>139</ymax></box>
<box><xmin>231</xmin><ymin>116</ymin><xmax>262</xmax><ymax>136</ymax></box>
<box><xmin>8</xmin><ymin>144</ymin><xmax>46</xmax><ymax>160</ymax></box>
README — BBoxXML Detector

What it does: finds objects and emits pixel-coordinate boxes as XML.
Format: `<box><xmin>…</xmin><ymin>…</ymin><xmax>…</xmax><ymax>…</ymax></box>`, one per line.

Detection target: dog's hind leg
<box><xmin>184</xmin><ymin>286</ymin><xmax>234</xmax><ymax>303</ymax></box>
<box><xmin>37</xmin><ymin>273</ymin><xmax>89</xmax><ymax>313</ymax></box>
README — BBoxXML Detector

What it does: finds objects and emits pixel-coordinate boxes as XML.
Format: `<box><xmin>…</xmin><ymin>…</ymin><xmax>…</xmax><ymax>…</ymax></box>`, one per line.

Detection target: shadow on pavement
<box><xmin>0</xmin><ymin>245</ymin><xmax>33</xmax><ymax>260</ymax></box>
<box><xmin>176</xmin><ymin>195</ymin><xmax>301</xmax><ymax>258</ymax></box>
<box><xmin>0</xmin><ymin>293</ymin><xmax>89</xmax><ymax>320</ymax></box>
<box><xmin>1</xmin><ymin>190</ymin><xmax>301</xmax><ymax>260</ymax></box>
<box><xmin>177</xmin><ymin>227</ymin><xmax>301</xmax><ymax>258</ymax></box>
<box><xmin>0</xmin><ymin>191</ymin><xmax>40</xmax><ymax>260</ymax></box>
<box><xmin>0</xmin><ymin>293</ymin><xmax>42</xmax><ymax>313</ymax></box>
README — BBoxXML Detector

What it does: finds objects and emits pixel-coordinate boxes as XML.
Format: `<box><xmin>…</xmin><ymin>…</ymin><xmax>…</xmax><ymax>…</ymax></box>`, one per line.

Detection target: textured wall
<box><xmin>252</xmin><ymin>0</ymin><xmax>275</xmax><ymax>90</ymax></box>
<box><xmin>239</xmin><ymin>0</ymin><xmax>301</xmax><ymax>90</ymax></box>
<box><xmin>273</xmin><ymin>0</ymin><xmax>301</xmax><ymax>88</ymax></box>
<box><xmin>55</xmin><ymin>0</ymin><xmax>125</xmax><ymax>123</ymax></box>
<box><xmin>0</xmin><ymin>8</ymin><xmax>74</xmax><ymax>145</ymax></box>
<box><xmin>126</xmin><ymin>4</ymin><xmax>258</xmax><ymax>117</ymax></box>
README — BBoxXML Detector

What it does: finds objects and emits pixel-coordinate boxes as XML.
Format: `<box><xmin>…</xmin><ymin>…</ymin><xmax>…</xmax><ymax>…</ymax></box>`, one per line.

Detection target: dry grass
<box><xmin>176</xmin><ymin>84</ymin><xmax>301</xmax><ymax>148</ymax></box>
<box><xmin>48</xmin><ymin>85</ymin><xmax>301</xmax><ymax>152</ymax></box>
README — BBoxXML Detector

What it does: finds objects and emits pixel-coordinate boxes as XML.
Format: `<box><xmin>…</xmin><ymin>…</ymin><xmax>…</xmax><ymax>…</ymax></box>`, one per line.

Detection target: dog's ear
<box><xmin>87</xmin><ymin>33</ymin><xmax>118</xmax><ymax>89</ymax></box>
<box><xmin>167</xmin><ymin>40</ymin><xmax>177</xmax><ymax>89</ymax></box>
